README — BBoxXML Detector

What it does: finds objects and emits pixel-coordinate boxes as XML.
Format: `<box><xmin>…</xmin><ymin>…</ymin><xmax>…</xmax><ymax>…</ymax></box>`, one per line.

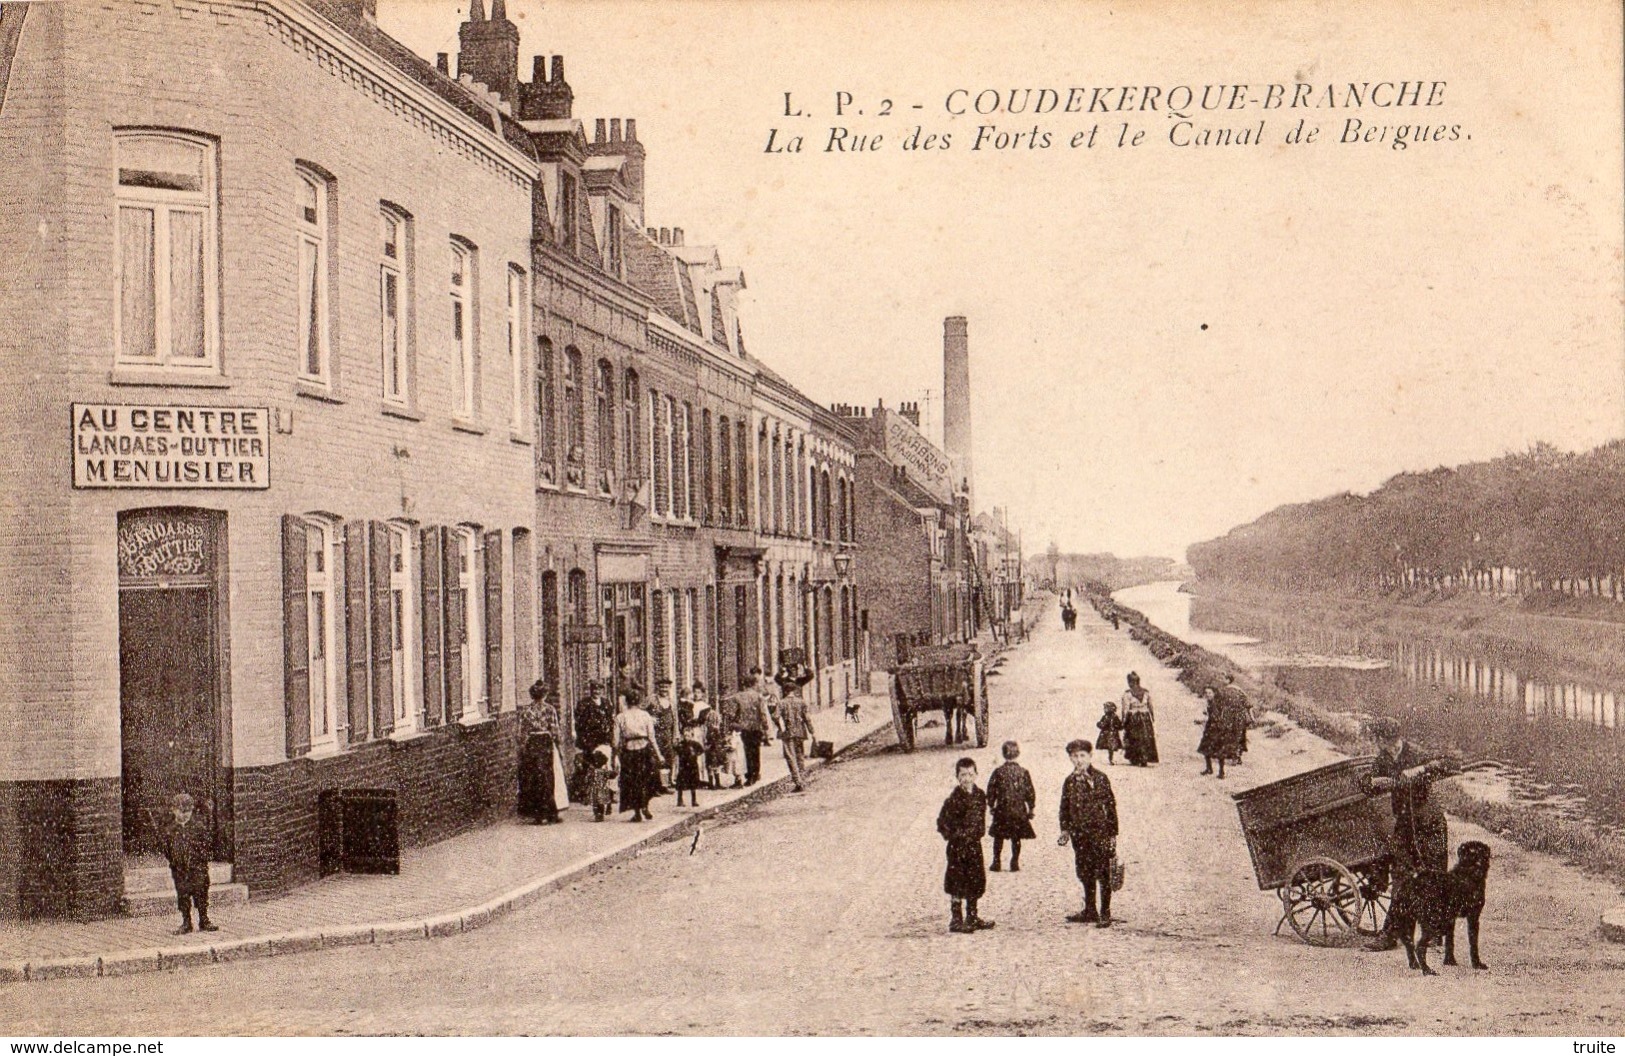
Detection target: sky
<box><xmin>381</xmin><ymin>0</ymin><xmax>1624</xmax><ymax>560</ymax></box>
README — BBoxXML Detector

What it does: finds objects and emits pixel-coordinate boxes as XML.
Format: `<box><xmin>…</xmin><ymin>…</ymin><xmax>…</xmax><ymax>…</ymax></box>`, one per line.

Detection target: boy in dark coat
<box><xmin>162</xmin><ymin>792</ymin><xmax>217</xmax><ymax>934</ymax></box>
<box><xmin>1058</xmin><ymin>739</ymin><xmax>1119</xmax><ymax>927</ymax></box>
<box><xmin>986</xmin><ymin>740</ymin><xmax>1036</xmax><ymax>872</ymax></box>
<box><xmin>937</xmin><ymin>757</ymin><xmax>995</xmax><ymax>934</ymax></box>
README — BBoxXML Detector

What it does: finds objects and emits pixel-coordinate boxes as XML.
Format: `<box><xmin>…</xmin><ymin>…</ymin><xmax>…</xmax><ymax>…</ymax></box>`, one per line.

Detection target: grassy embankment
<box><xmin>1091</xmin><ymin>587</ymin><xmax>1625</xmax><ymax>888</ymax></box>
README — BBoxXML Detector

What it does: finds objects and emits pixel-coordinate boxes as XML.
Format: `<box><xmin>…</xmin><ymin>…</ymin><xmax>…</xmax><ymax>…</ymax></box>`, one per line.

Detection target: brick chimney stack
<box><xmin>457</xmin><ymin>0</ymin><xmax>520</xmax><ymax>107</ymax></box>
<box><xmin>943</xmin><ymin>315</ymin><xmax>972</xmax><ymax>505</ymax></box>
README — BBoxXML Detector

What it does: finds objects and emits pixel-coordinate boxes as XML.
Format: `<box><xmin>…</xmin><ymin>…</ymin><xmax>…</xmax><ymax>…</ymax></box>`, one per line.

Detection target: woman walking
<box><xmin>614</xmin><ymin>690</ymin><xmax>666</xmax><ymax>822</ymax></box>
<box><xmin>1196</xmin><ymin>685</ymin><xmax>1243</xmax><ymax>779</ymax></box>
<box><xmin>517</xmin><ymin>681</ymin><xmax>563</xmax><ymax>824</ymax></box>
<box><xmin>1120</xmin><ymin>671</ymin><xmax>1159</xmax><ymax>766</ymax></box>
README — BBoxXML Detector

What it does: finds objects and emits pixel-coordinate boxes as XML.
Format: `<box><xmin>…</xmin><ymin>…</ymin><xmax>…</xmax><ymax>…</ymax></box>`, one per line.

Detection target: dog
<box><xmin>844</xmin><ymin>699</ymin><xmax>861</xmax><ymax>723</ymax></box>
<box><xmin>1389</xmin><ymin>840</ymin><xmax>1491</xmax><ymax>975</ymax></box>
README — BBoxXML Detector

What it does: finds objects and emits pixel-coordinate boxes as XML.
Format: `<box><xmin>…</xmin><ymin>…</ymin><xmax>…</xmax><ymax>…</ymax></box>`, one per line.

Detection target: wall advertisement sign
<box><xmin>72</xmin><ymin>403</ymin><xmax>271</xmax><ymax>490</ymax></box>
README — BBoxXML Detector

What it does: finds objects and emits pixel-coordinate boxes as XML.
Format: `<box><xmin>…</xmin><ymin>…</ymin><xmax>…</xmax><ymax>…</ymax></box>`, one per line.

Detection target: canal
<box><xmin>1114</xmin><ymin>581</ymin><xmax>1625</xmax><ymax>838</ymax></box>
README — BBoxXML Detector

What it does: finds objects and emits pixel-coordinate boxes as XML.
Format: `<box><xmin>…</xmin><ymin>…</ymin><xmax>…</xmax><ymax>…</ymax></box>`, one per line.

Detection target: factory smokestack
<box><xmin>943</xmin><ymin>315</ymin><xmax>972</xmax><ymax>505</ymax></box>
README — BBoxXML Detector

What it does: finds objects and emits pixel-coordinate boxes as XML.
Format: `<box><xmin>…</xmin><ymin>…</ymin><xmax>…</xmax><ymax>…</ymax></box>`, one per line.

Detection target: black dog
<box><xmin>1389</xmin><ymin>840</ymin><xmax>1491</xmax><ymax>975</ymax></box>
<box><xmin>844</xmin><ymin>700</ymin><xmax>861</xmax><ymax>723</ymax></box>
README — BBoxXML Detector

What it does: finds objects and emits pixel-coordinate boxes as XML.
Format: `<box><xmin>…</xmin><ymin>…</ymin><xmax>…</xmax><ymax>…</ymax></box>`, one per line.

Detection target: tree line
<box><xmin>1187</xmin><ymin>441</ymin><xmax>1625</xmax><ymax>600</ymax></box>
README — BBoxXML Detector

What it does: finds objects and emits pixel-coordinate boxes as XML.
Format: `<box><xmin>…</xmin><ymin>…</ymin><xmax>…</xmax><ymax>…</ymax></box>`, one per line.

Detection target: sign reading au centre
<box><xmin>72</xmin><ymin>403</ymin><xmax>271</xmax><ymax>490</ymax></box>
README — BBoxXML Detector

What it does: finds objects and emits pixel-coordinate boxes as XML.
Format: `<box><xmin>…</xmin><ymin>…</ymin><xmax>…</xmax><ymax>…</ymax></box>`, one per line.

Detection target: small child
<box><xmin>161</xmin><ymin>792</ymin><xmax>216</xmax><ymax>935</ymax></box>
<box><xmin>936</xmin><ymin>757</ymin><xmax>995</xmax><ymax>934</ymax></box>
<box><xmin>985</xmin><ymin>740</ymin><xmax>1036</xmax><ymax>872</ymax></box>
<box><xmin>676</xmin><ymin>719</ymin><xmax>707</xmax><ymax>806</ymax></box>
<box><xmin>1096</xmin><ymin>702</ymin><xmax>1125</xmax><ymax>765</ymax></box>
<box><xmin>587</xmin><ymin>747</ymin><xmax>616</xmax><ymax>821</ymax></box>
<box><xmin>702</xmin><ymin>703</ymin><xmax>729</xmax><ymax>790</ymax></box>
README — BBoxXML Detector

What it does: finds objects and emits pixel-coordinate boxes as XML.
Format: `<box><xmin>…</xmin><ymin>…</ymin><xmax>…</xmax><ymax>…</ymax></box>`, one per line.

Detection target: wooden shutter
<box><xmin>484</xmin><ymin>529</ymin><xmax>503</xmax><ymax>713</ymax></box>
<box><xmin>369</xmin><ymin>521</ymin><xmax>394</xmax><ymax>738</ymax></box>
<box><xmin>420</xmin><ymin>526</ymin><xmax>444</xmax><ymax>728</ymax></box>
<box><xmin>443</xmin><ymin>528</ymin><xmax>465</xmax><ymax>723</ymax></box>
<box><xmin>281</xmin><ymin>514</ymin><xmax>311</xmax><ymax>758</ymax></box>
<box><xmin>343</xmin><ymin>521</ymin><xmax>370</xmax><ymax>744</ymax></box>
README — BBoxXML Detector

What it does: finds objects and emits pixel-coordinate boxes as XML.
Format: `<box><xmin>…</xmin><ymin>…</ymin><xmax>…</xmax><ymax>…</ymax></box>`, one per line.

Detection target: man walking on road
<box><xmin>1058</xmin><ymin>739</ymin><xmax>1118</xmax><ymax>927</ymax></box>
<box><xmin>775</xmin><ymin>659</ymin><xmax>815</xmax><ymax>792</ymax></box>
<box><xmin>724</xmin><ymin>669</ymin><xmax>772</xmax><ymax>786</ymax></box>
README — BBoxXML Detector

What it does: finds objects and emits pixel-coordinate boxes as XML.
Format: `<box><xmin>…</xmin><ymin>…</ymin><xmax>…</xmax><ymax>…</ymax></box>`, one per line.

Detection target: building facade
<box><xmin>0</xmin><ymin>0</ymin><xmax>873</xmax><ymax>919</ymax></box>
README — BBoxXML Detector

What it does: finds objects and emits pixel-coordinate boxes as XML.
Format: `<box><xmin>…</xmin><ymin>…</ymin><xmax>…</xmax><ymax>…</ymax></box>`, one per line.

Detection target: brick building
<box><xmin>0</xmin><ymin>0</ymin><xmax>865</xmax><ymax>921</ymax></box>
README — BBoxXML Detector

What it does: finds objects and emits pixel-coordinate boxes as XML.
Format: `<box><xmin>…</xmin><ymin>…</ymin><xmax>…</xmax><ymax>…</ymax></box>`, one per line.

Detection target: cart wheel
<box><xmin>1281</xmin><ymin>857</ymin><xmax>1364</xmax><ymax>947</ymax></box>
<box><xmin>1351</xmin><ymin>863</ymin><xmax>1392</xmax><ymax>937</ymax></box>
<box><xmin>890</xmin><ymin>689</ymin><xmax>915</xmax><ymax>752</ymax></box>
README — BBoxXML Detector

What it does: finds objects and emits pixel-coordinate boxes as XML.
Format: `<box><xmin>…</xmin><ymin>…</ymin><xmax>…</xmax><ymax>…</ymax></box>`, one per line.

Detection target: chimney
<box><xmin>457</xmin><ymin>0</ymin><xmax>520</xmax><ymax>107</ymax></box>
<box><xmin>659</xmin><ymin>227</ymin><xmax>671</xmax><ymax>245</ymax></box>
<box><xmin>899</xmin><ymin>401</ymin><xmax>921</xmax><ymax>428</ymax></box>
<box><xmin>610</xmin><ymin>118</ymin><xmax>622</xmax><ymax>142</ymax></box>
<box><xmin>671</xmin><ymin>227</ymin><xmax>683</xmax><ymax>246</ymax></box>
<box><xmin>594</xmin><ymin>118</ymin><xmax>606</xmax><ymax>143</ymax></box>
<box><xmin>943</xmin><ymin>315</ymin><xmax>973</xmax><ymax>505</ymax></box>
<box><xmin>436</xmin><ymin>52</ymin><xmax>450</xmax><ymax>75</ymax></box>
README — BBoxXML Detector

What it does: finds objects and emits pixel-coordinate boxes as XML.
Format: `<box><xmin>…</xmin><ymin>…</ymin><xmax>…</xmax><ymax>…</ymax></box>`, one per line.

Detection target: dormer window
<box><xmin>559</xmin><ymin>172</ymin><xmax>578</xmax><ymax>255</ymax></box>
<box><xmin>606</xmin><ymin>203</ymin><xmax>623</xmax><ymax>276</ymax></box>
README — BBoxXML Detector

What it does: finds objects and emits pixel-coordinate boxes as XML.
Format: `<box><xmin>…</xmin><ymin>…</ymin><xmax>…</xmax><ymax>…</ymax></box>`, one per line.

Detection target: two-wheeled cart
<box><xmin>888</xmin><ymin>642</ymin><xmax>988</xmax><ymax>752</ymax></box>
<box><xmin>1231</xmin><ymin>756</ymin><xmax>1397</xmax><ymax>946</ymax></box>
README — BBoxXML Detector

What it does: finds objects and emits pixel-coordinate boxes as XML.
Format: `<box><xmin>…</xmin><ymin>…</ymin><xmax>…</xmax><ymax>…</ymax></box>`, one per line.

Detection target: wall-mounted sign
<box><xmin>881</xmin><ymin>410</ymin><xmax>951</xmax><ymax>505</ymax></box>
<box><xmin>73</xmin><ymin>404</ymin><xmax>270</xmax><ymax>490</ymax></box>
<box><xmin>118</xmin><ymin>509</ymin><xmax>213</xmax><ymax>583</ymax></box>
<box><xmin>563</xmin><ymin>622</ymin><xmax>607</xmax><ymax>644</ymax></box>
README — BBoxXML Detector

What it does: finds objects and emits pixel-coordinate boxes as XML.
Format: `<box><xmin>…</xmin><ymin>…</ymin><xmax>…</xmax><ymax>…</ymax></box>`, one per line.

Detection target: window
<box><xmin>669</xmin><ymin>395</ymin><xmax>686</xmax><ymax>520</ymax></box>
<box><xmin>673</xmin><ymin>590</ymin><xmax>689</xmax><ymax>690</ymax></box>
<box><xmin>509</xmin><ymin>267</ymin><xmax>527</xmax><ymax>433</ymax></box>
<box><xmin>380</xmin><ymin>208</ymin><xmax>412</xmax><ymax>404</ymax></box>
<box><xmin>735</xmin><ymin>420</ymin><xmax>749</xmax><ymax>528</ymax></box>
<box><xmin>389</xmin><ymin>524</ymin><xmax>420</xmax><ymax>733</ymax></box>
<box><xmin>718</xmin><ymin>415</ymin><xmax>732</xmax><ymax>524</ymax></box>
<box><xmin>685</xmin><ymin>403</ymin><xmax>699</xmax><ymax>523</ymax></box>
<box><xmin>651</xmin><ymin>390</ymin><xmax>669</xmax><ymax>516</ymax></box>
<box><xmin>455</xmin><ymin>526</ymin><xmax>486</xmax><ymax>717</ymax></box>
<box><xmin>536</xmin><ymin>337</ymin><xmax>557</xmax><ymax>486</ymax></box>
<box><xmin>701</xmin><ymin>409</ymin><xmax>714</xmax><ymax>525</ymax></box>
<box><xmin>305</xmin><ymin>518</ymin><xmax>340</xmax><ymax>749</ymax></box>
<box><xmin>687</xmin><ymin>589</ymin><xmax>702</xmax><ymax>695</ymax></box>
<box><xmin>651</xmin><ymin>590</ymin><xmax>668</xmax><ymax>683</ymax></box>
<box><xmin>115</xmin><ymin>131</ymin><xmax>216</xmax><ymax>369</ymax></box>
<box><xmin>558</xmin><ymin>172</ymin><xmax>578</xmax><ymax>255</ymax></box>
<box><xmin>605</xmin><ymin>203</ymin><xmax>623</xmax><ymax>277</ymax></box>
<box><xmin>564</xmin><ymin>347</ymin><xmax>584</xmax><ymax>485</ymax></box>
<box><xmin>296</xmin><ymin>168</ymin><xmax>332</xmax><ymax>384</ymax></box>
<box><xmin>622</xmin><ymin>370</ymin><xmax>641</xmax><ymax>487</ymax></box>
<box><xmin>450</xmin><ymin>243</ymin><xmax>477</xmax><ymax>418</ymax></box>
<box><xmin>770</xmin><ymin>433</ymin><xmax>783</xmax><ymax>534</ymax></box>
<box><xmin>596</xmin><ymin>360</ymin><xmax>615</xmax><ymax>494</ymax></box>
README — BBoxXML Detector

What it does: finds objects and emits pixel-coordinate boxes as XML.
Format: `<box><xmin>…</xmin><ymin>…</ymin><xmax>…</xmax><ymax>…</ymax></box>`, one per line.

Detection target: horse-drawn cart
<box><xmin>1231</xmin><ymin>756</ymin><xmax>1396</xmax><ymax>946</ymax></box>
<box><xmin>889</xmin><ymin>642</ymin><xmax>987</xmax><ymax>752</ymax></box>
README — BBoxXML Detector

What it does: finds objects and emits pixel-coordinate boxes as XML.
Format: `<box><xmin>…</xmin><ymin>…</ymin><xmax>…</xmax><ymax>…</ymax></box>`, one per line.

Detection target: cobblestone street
<box><xmin>4</xmin><ymin>607</ymin><xmax>1624</xmax><ymax>1036</ymax></box>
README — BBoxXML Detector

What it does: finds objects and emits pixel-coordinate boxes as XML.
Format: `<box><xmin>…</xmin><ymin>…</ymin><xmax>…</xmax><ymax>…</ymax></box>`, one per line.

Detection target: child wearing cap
<box><xmin>162</xmin><ymin>793</ymin><xmax>217</xmax><ymax>935</ymax></box>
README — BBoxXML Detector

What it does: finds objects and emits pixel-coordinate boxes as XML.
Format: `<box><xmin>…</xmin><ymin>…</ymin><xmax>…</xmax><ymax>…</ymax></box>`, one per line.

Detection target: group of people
<box><xmin>937</xmin><ymin>738</ymin><xmax>1122</xmax><ymax>933</ymax></box>
<box><xmin>513</xmin><ymin>658</ymin><xmax>823</xmax><ymax>826</ymax></box>
<box><xmin>1092</xmin><ymin>671</ymin><xmax>1160</xmax><ymax>767</ymax></box>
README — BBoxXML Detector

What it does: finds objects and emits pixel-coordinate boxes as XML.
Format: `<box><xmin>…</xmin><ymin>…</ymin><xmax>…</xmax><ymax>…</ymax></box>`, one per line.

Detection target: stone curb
<box><xmin>1601</xmin><ymin>904</ymin><xmax>1625</xmax><ymax>943</ymax></box>
<box><xmin>3</xmin><ymin>719</ymin><xmax>894</xmax><ymax>985</ymax></box>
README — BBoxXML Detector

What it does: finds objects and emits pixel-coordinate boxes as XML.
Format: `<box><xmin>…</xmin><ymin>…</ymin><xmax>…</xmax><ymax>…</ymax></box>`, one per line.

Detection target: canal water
<box><xmin>1114</xmin><ymin>581</ymin><xmax>1625</xmax><ymax>838</ymax></box>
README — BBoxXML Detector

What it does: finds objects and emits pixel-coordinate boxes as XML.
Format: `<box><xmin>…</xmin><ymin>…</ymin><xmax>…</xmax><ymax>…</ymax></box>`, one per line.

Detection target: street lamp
<box><xmin>833</xmin><ymin>552</ymin><xmax>852</xmax><ymax>578</ymax></box>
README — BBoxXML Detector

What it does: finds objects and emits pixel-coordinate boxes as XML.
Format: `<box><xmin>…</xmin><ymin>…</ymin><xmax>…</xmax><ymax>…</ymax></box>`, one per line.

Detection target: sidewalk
<box><xmin>0</xmin><ymin>696</ymin><xmax>896</xmax><ymax>984</ymax></box>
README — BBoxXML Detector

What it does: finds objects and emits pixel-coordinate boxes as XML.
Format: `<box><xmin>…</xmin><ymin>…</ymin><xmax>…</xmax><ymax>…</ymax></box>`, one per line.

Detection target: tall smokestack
<box><xmin>943</xmin><ymin>315</ymin><xmax>972</xmax><ymax>505</ymax></box>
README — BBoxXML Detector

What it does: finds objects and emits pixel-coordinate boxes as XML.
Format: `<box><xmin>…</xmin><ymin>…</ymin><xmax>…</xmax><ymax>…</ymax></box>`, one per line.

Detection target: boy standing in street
<box><xmin>162</xmin><ymin>792</ymin><xmax>216</xmax><ymax>935</ymax></box>
<box><xmin>1058</xmin><ymin>739</ymin><xmax>1118</xmax><ymax>927</ymax></box>
<box><xmin>986</xmin><ymin>740</ymin><xmax>1036</xmax><ymax>872</ymax></box>
<box><xmin>937</xmin><ymin>757</ymin><xmax>996</xmax><ymax>934</ymax></box>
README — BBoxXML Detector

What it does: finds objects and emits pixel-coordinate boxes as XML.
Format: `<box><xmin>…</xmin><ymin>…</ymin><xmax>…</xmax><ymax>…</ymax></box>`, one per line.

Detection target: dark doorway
<box><xmin>733</xmin><ymin>584</ymin><xmax>749</xmax><ymax>688</ymax></box>
<box><xmin>119</xmin><ymin>586</ymin><xmax>218</xmax><ymax>856</ymax></box>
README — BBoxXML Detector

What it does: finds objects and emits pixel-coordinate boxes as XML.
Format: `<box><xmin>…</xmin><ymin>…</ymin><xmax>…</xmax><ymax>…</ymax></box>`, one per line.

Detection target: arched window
<box><xmin>595</xmin><ymin>359</ymin><xmax>615</xmax><ymax>494</ymax></box>
<box><xmin>821</xmin><ymin>468</ymin><xmax>832</xmax><ymax>541</ymax></box>
<box><xmin>770</xmin><ymin>431</ymin><xmax>783</xmax><ymax>534</ymax></box>
<box><xmin>564</xmin><ymin>347</ymin><xmax>585</xmax><ymax>484</ymax></box>
<box><xmin>380</xmin><ymin>205</ymin><xmax>414</xmax><ymax>406</ymax></box>
<box><xmin>535</xmin><ymin>337</ymin><xmax>557</xmax><ymax>486</ymax></box>
<box><xmin>296</xmin><ymin>168</ymin><xmax>332</xmax><ymax>384</ymax></box>
<box><xmin>303</xmin><ymin>515</ymin><xmax>341</xmax><ymax>750</ymax></box>
<box><xmin>735</xmin><ymin>420</ymin><xmax>749</xmax><ymax>528</ymax></box>
<box><xmin>623</xmin><ymin>369</ymin><xmax>641</xmax><ymax>486</ymax></box>
<box><xmin>115</xmin><ymin>131</ymin><xmax>218</xmax><ymax>370</ymax></box>
<box><xmin>701</xmin><ymin>409</ymin><xmax>715</xmax><ymax>524</ymax></box>
<box><xmin>508</xmin><ymin>266</ymin><xmax>528</xmax><ymax>433</ymax></box>
<box><xmin>450</xmin><ymin>240</ymin><xmax>479</xmax><ymax>418</ymax></box>
<box><xmin>540</xmin><ymin>569</ymin><xmax>560</xmax><ymax>689</ymax></box>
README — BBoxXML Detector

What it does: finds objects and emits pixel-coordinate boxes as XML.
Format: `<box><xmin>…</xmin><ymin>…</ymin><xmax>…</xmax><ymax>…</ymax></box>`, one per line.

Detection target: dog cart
<box><xmin>888</xmin><ymin>642</ymin><xmax>988</xmax><ymax>752</ymax></box>
<box><xmin>1231</xmin><ymin>756</ymin><xmax>1397</xmax><ymax>946</ymax></box>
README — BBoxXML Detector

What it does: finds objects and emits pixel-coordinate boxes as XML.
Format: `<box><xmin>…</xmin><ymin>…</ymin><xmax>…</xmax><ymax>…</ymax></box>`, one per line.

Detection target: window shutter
<box><xmin>281</xmin><ymin>514</ymin><xmax>311</xmax><ymax>758</ymax></box>
<box><xmin>443</xmin><ymin>528</ymin><xmax>465</xmax><ymax>723</ymax></box>
<box><xmin>369</xmin><ymin>521</ymin><xmax>394</xmax><ymax>738</ymax></box>
<box><xmin>420</xmin><ymin>526</ymin><xmax>444</xmax><ymax>728</ymax></box>
<box><xmin>484</xmin><ymin>529</ymin><xmax>503</xmax><ymax>713</ymax></box>
<box><xmin>342</xmin><ymin>522</ymin><xmax>369</xmax><ymax>745</ymax></box>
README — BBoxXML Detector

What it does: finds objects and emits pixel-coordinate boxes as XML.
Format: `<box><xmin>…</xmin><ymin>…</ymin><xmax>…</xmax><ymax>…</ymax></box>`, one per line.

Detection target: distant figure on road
<box><xmin>1120</xmin><ymin>672</ymin><xmax>1159</xmax><ymax>766</ymax></box>
<box><xmin>986</xmin><ymin>740</ymin><xmax>1036</xmax><ymax>872</ymax></box>
<box><xmin>1095</xmin><ymin>701</ymin><xmax>1125</xmax><ymax>765</ymax></box>
<box><xmin>1197</xmin><ymin>685</ymin><xmax>1243</xmax><ymax>780</ymax></box>
<box><xmin>937</xmin><ymin>757</ymin><xmax>995</xmax><ymax>933</ymax></box>
<box><xmin>1058</xmin><ymin>739</ymin><xmax>1118</xmax><ymax>927</ymax></box>
<box><xmin>1218</xmin><ymin>673</ymin><xmax>1251</xmax><ymax>762</ymax></box>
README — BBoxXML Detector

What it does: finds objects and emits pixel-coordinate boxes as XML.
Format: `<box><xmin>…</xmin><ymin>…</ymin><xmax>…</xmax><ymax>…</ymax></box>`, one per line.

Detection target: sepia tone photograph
<box><xmin>0</xmin><ymin>0</ymin><xmax>1622</xmax><ymax>1038</ymax></box>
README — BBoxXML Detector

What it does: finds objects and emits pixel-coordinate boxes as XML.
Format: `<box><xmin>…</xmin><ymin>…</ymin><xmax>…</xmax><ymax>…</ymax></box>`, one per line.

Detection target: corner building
<box><xmin>0</xmin><ymin>0</ymin><xmax>539</xmax><ymax>918</ymax></box>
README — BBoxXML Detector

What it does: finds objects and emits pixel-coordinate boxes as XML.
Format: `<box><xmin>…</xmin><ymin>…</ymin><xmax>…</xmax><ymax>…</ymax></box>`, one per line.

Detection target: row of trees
<box><xmin>1187</xmin><ymin>442</ymin><xmax>1625</xmax><ymax>600</ymax></box>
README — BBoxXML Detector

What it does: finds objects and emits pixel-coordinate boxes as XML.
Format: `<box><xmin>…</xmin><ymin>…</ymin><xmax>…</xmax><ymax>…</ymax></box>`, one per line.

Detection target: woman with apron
<box><xmin>614</xmin><ymin>690</ymin><xmax>666</xmax><ymax>822</ymax></box>
<box><xmin>1120</xmin><ymin>671</ymin><xmax>1159</xmax><ymax>766</ymax></box>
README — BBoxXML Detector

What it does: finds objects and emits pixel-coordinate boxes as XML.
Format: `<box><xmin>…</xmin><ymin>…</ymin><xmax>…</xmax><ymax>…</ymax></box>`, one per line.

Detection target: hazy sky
<box><xmin>382</xmin><ymin>0</ymin><xmax>1623</xmax><ymax>559</ymax></box>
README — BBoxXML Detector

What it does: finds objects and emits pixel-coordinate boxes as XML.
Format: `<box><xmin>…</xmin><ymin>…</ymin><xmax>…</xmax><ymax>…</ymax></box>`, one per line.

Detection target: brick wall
<box><xmin>0</xmin><ymin>778</ymin><xmax>121</xmax><ymax>920</ymax></box>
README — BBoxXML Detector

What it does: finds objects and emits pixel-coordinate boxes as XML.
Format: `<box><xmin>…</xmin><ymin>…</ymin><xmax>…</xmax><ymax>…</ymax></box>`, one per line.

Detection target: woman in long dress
<box><xmin>614</xmin><ymin>690</ymin><xmax>666</xmax><ymax>822</ymax></box>
<box><xmin>1120</xmin><ymin>672</ymin><xmax>1159</xmax><ymax>766</ymax></box>
<box><xmin>1196</xmin><ymin>685</ymin><xmax>1243</xmax><ymax>779</ymax></box>
<box><xmin>517</xmin><ymin>681</ymin><xmax>563</xmax><ymax>823</ymax></box>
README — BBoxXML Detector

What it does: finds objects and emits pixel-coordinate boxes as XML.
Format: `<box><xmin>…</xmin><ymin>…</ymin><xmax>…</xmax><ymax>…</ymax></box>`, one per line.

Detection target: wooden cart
<box><xmin>1231</xmin><ymin>756</ymin><xmax>1396</xmax><ymax>946</ymax></box>
<box><xmin>888</xmin><ymin>643</ymin><xmax>988</xmax><ymax>752</ymax></box>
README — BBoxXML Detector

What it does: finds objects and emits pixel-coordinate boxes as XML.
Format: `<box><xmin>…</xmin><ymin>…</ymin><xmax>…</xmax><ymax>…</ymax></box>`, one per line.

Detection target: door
<box><xmin>733</xmin><ymin>585</ymin><xmax>749</xmax><ymax>688</ymax></box>
<box><xmin>119</xmin><ymin>586</ymin><xmax>217</xmax><ymax>857</ymax></box>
